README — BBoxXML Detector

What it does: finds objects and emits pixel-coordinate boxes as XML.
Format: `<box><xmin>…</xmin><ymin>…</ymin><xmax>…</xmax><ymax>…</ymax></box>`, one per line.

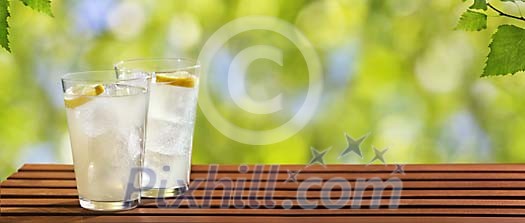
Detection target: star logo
<box><xmin>284</xmin><ymin>169</ymin><xmax>301</xmax><ymax>183</ymax></box>
<box><xmin>308</xmin><ymin>147</ymin><xmax>331</xmax><ymax>167</ymax></box>
<box><xmin>368</xmin><ymin>146</ymin><xmax>388</xmax><ymax>165</ymax></box>
<box><xmin>338</xmin><ymin>133</ymin><xmax>369</xmax><ymax>159</ymax></box>
<box><xmin>391</xmin><ymin>164</ymin><xmax>406</xmax><ymax>175</ymax></box>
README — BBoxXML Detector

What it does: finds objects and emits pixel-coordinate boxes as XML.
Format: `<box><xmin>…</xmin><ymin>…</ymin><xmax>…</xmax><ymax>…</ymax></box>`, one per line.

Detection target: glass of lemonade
<box><xmin>115</xmin><ymin>58</ymin><xmax>199</xmax><ymax>198</ymax></box>
<box><xmin>62</xmin><ymin>71</ymin><xmax>150</xmax><ymax>211</ymax></box>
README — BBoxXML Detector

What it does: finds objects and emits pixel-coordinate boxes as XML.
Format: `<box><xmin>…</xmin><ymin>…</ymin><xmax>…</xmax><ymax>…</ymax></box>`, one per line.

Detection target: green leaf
<box><xmin>455</xmin><ymin>10</ymin><xmax>487</xmax><ymax>31</ymax></box>
<box><xmin>483</xmin><ymin>25</ymin><xmax>525</xmax><ymax>76</ymax></box>
<box><xmin>470</xmin><ymin>0</ymin><xmax>487</xmax><ymax>10</ymax></box>
<box><xmin>19</xmin><ymin>0</ymin><xmax>53</xmax><ymax>17</ymax></box>
<box><xmin>0</xmin><ymin>0</ymin><xmax>10</xmax><ymax>52</ymax></box>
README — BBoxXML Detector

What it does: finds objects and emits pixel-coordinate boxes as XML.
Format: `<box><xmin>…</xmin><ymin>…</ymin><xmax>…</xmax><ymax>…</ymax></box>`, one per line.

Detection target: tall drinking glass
<box><xmin>115</xmin><ymin>59</ymin><xmax>200</xmax><ymax>198</ymax></box>
<box><xmin>62</xmin><ymin>71</ymin><xmax>150</xmax><ymax>211</ymax></box>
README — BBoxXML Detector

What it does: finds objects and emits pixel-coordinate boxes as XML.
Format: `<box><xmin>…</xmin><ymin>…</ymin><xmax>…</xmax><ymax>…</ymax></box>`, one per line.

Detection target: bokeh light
<box><xmin>1</xmin><ymin>0</ymin><xmax>525</xmax><ymax>180</ymax></box>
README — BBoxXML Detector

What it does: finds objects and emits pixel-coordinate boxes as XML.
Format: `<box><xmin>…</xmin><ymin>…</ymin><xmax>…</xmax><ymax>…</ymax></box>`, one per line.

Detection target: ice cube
<box><xmin>74</xmin><ymin>98</ymin><xmax>113</xmax><ymax>137</ymax></box>
<box><xmin>86</xmin><ymin>129</ymin><xmax>130</xmax><ymax>200</ymax></box>
<box><xmin>142</xmin><ymin>151</ymin><xmax>189</xmax><ymax>188</ymax></box>
<box><xmin>146</xmin><ymin>118</ymin><xmax>191</xmax><ymax>155</ymax></box>
<box><xmin>123</xmin><ymin>126</ymin><xmax>144</xmax><ymax>160</ymax></box>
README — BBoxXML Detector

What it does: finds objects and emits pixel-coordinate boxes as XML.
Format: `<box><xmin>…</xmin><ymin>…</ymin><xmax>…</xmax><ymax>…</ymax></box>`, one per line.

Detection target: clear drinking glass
<box><xmin>115</xmin><ymin>58</ymin><xmax>200</xmax><ymax>198</ymax></box>
<box><xmin>61</xmin><ymin>71</ymin><xmax>150</xmax><ymax>211</ymax></box>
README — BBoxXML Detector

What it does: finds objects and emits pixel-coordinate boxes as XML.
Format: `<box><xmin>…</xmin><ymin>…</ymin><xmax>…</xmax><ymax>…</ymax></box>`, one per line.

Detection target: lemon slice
<box><xmin>64</xmin><ymin>84</ymin><xmax>105</xmax><ymax>109</ymax></box>
<box><xmin>155</xmin><ymin>71</ymin><xmax>196</xmax><ymax>88</ymax></box>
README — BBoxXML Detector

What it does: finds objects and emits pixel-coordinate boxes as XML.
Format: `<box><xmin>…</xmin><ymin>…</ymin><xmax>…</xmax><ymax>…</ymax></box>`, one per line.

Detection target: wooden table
<box><xmin>2</xmin><ymin>164</ymin><xmax>525</xmax><ymax>222</ymax></box>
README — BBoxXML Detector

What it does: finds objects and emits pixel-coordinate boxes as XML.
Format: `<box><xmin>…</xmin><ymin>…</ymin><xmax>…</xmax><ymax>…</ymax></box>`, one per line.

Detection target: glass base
<box><xmin>141</xmin><ymin>186</ymin><xmax>188</xmax><ymax>198</ymax></box>
<box><xmin>79</xmin><ymin>197</ymin><xmax>139</xmax><ymax>211</ymax></box>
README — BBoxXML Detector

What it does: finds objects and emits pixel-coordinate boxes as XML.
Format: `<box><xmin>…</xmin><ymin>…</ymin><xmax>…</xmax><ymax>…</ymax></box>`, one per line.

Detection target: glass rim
<box><xmin>61</xmin><ymin>70</ymin><xmax>149</xmax><ymax>82</ymax></box>
<box><xmin>114</xmin><ymin>57</ymin><xmax>201</xmax><ymax>72</ymax></box>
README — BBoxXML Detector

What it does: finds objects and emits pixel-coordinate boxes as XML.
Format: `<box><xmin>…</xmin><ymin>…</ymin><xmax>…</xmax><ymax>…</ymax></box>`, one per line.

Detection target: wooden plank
<box><xmin>4</xmin><ymin>179</ymin><xmax>525</xmax><ymax>190</ymax></box>
<box><xmin>3</xmin><ymin>198</ymin><xmax>525</xmax><ymax>208</ymax></box>
<box><xmin>8</xmin><ymin>172</ymin><xmax>74</xmax><ymax>180</ymax></box>
<box><xmin>20</xmin><ymin>164</ymin><xmax>74</xmax><ymax>172</ymax></box>
<box><xmin>188</xmin><ymin>172</ymin><xmax>525</xmax><ymax>180</ymax></box>
<box><xmin>1</xmin><ymin>198</ymin><xmax>80</xmax><ymax>206</ymax></box>
<box><xmin>3</xmin><ymin>188</ymin><xmax>525</xmax><ymax>199</ymax></box>
<box><xmin>1</xmin><ymin>188</ymin><xmax>79</xmax><ymax>197</ymax></box>
<box><xmin>4</xmin><ymin>207</ymin><xmax>525</xmax><ymax>216</ymax></box>
<box><xmin>19</xmin><ymin>163</ymin><xmax>525</xmax><ymax>173</ymax></box>
<box><xmin>2</xmin><ymin>216</ymin><xmax>525</xmax><ymax>223</ymax></box>
<box><xmin>1</xmin><ymin>179</ymin><xmax>77</xmax><ymax>188</ymax></box>
<box><xmin>5</xmin><ymin>179</ymin><xmax>525</xmax><ymax>193</ymax></box>
<box><xmin>190</xmin><ymin>164</ymin><xmax>525</xmax><ymax>173</ymax></box>
<box><xmin>9</xmin><ymin>171</ymin><xmax>525</xmax><ymax>181</ymax></box>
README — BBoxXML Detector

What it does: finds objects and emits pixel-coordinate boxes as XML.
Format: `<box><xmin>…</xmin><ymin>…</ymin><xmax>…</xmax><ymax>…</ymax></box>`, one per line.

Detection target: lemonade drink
<box><xmin>114</xmin><ymin>59</ymin><xmax>199</xmax><ymax>198</ymax></box>
<box><xmin>62</xmin><ymin>71</ymin><xmax>149</xmax><ymax>211</ymax></box>
<box><xmin>142</xmin><ymin>72</ymin><xmax>198</xmax><ymax>197</ymax></box>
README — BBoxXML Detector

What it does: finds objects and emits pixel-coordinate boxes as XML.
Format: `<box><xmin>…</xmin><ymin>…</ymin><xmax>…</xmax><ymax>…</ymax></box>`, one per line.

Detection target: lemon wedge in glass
<box><xmin>64</xmin><ymin>84</ymin><xmax>105</xmax><ymax>109</ymax></box>
<box><xmin>155</xmin><ymin>71</ymin><xmax>196</xmax><ymax>88</ymax></box>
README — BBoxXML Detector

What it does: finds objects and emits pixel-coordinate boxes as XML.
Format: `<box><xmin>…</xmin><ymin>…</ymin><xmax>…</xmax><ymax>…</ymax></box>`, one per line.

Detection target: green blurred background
<box><xmin>1</xmin><ymin>0</ymin><xmax>525</xmax><ymax>180</ymax></box>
